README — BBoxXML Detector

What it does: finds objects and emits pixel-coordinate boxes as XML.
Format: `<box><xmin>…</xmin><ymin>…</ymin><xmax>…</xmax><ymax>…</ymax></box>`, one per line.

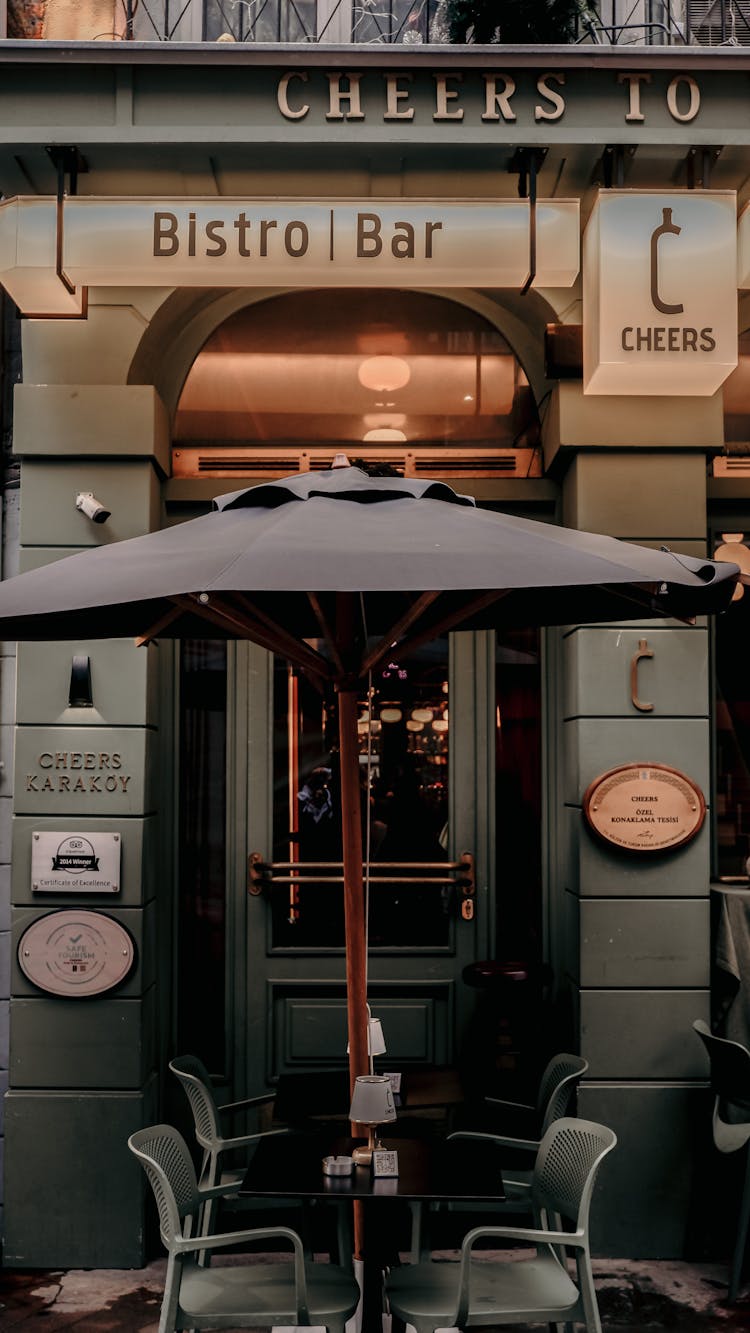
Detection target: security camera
<box><xmin>76</xmin><ymin>491</ymin><xmax>111</xmax><ymax>525</ymax></box>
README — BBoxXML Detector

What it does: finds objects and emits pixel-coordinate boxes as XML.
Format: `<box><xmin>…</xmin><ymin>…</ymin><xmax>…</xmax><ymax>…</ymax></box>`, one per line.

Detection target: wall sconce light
<box><xmin>68</xmin><ymin>654</ymin><xmax>94</xmax><ymax>708</ymax></box>
<box><xmin>76</xmin><ymin>492</ymin><xmax>111</xmax><ymax>524</ymax></box>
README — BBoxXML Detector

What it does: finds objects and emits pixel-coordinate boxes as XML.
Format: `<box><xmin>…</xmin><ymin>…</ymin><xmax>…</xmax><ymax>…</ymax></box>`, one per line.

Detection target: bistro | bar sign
<box><xmin>0</xmin><ymin>196</ymin><xmax>580</xmax><ymax>315</ymax></box>
<box><xmin>582</xmin><ymin>763</ymin><xmax>706</xmax><ymax>853</ymax></box>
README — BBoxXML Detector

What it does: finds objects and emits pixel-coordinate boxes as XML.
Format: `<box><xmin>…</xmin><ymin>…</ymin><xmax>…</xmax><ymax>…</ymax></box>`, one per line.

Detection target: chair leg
<box><xmin>408</xmin><ymin>1202</ymin><xmax>423</xmax><ymax>1263</ymax></box>
<box><xmin>158</xmin><ymin>1254</ymin><xmax>182</xmax><ymax>1333</ymax></box>
<box><xmin>198</xmin><ymin>1150</ymin><xmax>220</xmax><ymax>1267</ymax></box>
<box><xmin>729</xmin><ymin>1145</ymin><xmax>750</xmax><ymax>1302</ymax></box>
<box><xmin>576</xmin><ymin>1253</ymin><xmax>602</xmax><ymax>1333</ymax></box>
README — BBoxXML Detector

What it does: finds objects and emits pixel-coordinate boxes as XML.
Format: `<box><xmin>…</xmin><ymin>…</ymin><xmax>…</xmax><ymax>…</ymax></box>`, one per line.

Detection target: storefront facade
<box><xmin>1</xmin><ymin>37</ymin><xmax>750</xmax><ymax>1267</ymax></box>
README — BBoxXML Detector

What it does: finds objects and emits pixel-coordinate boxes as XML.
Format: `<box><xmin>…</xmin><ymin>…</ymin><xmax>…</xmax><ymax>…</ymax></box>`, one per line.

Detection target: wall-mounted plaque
<box><xmin>31</xmin><ymin>831</ymin><xmax>120</xmax><ymax>893</ymax></box>
<box><xmin>583</xmin><ymin>763</ymin><xmax>706</xmax><ymax>853</ymax></box>
<box><xmin>18</xmin><ymin>910</ymin><xmax>135</xmax><ymax>997</ymax></box>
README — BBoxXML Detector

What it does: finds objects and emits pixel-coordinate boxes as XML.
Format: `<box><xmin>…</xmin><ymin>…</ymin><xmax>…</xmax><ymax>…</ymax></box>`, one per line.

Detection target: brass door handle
<box><xmin>630</xmin><ymin>638</ymin><xmax>654</xmax><ymax>713</ymax></box>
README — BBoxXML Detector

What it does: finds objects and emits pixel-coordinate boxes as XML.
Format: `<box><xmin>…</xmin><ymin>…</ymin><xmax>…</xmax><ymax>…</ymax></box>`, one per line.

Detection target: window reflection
<box><xmin>174</xmin><ymin>290</ymin><xmax>540</xmax><ymax>479</ymax></box>
<box><xmin>714</xmin><ymin>595</ymin><xmax>750</xmax><ymax>877</ymax></box>
<box><xmin>496</xmin><ymin>629</ymin><xmax>542</xmax><ymax>962</ymax></box>
<box><xmin>178</xmin><ymin>640</ymin><xmax>228</xmax><ymax>1070</ymax></box>
<box><xmin>272</xmin><ymin>644</ymin><xmax>450</xmax><ymax>949</ymax></box>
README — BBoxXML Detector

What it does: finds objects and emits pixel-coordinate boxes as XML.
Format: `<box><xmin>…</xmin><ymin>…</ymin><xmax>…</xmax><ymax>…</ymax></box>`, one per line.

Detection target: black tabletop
<box><xmin>239</xmin><ymin>1129</ymin><xmax>505</xmax><ymax>1203</ymax></box>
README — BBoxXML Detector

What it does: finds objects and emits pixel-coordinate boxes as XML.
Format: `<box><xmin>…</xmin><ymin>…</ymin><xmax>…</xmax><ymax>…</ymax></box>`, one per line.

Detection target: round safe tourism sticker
<box><xmin>18</xmin><ymin>910</ymin><xmax>135</xmax><ymax>997</ymax></box>
<box><xmin>582</xmin><ymin>763</ymin><xmax>706</xmax><ymax>853</ymax></box>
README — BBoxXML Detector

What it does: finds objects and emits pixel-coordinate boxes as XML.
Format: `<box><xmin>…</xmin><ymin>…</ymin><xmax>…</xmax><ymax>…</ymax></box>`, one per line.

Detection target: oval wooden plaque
<box><xmin>582</xmin><ymin>763</ymin><xmax>706</xmax><ymax>853</ymax></box>
<box><xmin>18</xmin><ymin>909</ymin><xmax>135</xmax><ymax>997</ymax></box>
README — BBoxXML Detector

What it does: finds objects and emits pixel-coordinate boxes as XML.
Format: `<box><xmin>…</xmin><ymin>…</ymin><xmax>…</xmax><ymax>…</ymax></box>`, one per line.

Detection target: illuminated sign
<box><xmin>583</xmin><ymin>190</ymin><xmax>738</xmax><ymax>395</ymax></box>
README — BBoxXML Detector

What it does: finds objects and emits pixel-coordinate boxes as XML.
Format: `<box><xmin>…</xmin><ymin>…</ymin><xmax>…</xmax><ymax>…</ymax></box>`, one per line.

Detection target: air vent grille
<box><xmin>714</xmin><ymin>457</ymin><xmax>750</xmax><ymax>475</ymax></box>
<box><xmin>173</xmin><ymin>447</ymin><xmax>541</xmax><ymax>480</ymax></box>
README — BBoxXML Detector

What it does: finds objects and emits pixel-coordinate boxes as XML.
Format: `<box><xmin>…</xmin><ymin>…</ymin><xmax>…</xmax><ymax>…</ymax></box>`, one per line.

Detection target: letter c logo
<box><xmin>650</xmin><ymin>208</ymin><xmax>684</xmax><ymax>315</ymax></box>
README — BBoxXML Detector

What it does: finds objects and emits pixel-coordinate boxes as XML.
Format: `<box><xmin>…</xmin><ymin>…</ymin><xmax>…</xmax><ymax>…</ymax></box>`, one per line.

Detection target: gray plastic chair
<box><xmin>129</xmin><ymin>1123</ymin><xmax>360</xmax><ymax>1333</ymax></box>
<box><xmin>481</xmin><ymin>1052</ymin><xmax>590</xmax><ymax>1150</ymax></box>
<box><xmin>169</xmin><ymin>1054</ymin><xmax>289</xmax><ymax>1244</ymax></box>
<box><xmin>418</xmin><ymin>1052</ymin><xmax>589</xmax><ymax>1256</ymax></box>
<box><xmin>693</xmin><ymin>1019</ymin><xmax>750</xmax><ymax>1301</ymax></box>
<box><xmin>386</xmin><ymin>1116</ymin><xmax>616</xmax><ymax>1333</ymax></box>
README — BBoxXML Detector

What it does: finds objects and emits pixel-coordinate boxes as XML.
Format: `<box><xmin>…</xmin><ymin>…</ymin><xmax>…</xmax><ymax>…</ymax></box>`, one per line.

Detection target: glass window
<box><xmin>496</xmin><ymin>628</ymin><xmax>542</xmax><ymax>961</ymax></box>
<box><xmin>714</xmin><ymin>590</ymin><xmax>750</xmax><ymax>878</ymax></box>
<box><xmin>272</xmin><ymin>644</ymin><xmax>450</xmax><ymax>949</ymax></box>
<box><xmin>174</xmin><ymin>290</ymin><xmax>540</xmax><ymax>480</ymax></box>
<box><xmin>177</xmin><ymin>640</ymin><xmax>228</xmax><ymax>1068</ymax></box>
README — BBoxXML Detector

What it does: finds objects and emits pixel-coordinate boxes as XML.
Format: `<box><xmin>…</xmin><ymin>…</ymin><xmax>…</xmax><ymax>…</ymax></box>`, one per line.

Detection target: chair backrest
<box><xmin>693</xmin><ymin>1019</ymin><xmax>750</xmax><ymax>1105</ymax></box>
<box><xmin>532</xmin><ymin>1116</ymin><xmax>617</xmax><ymax>1230</ymax></box>
<box><xmin>129</xmin><ymin>1123</ymin><xmax>201</xmax><ymax>1252</ymax></box>
<box><xmin>170</xmin><ymin>1054</ymin><xmax>222</xmax><ymax>1151</ymax></box>
<box><xmin>536</xmin><ymin>1053</ymin><xmax>589</xmax><ymax>1134</ymax></box>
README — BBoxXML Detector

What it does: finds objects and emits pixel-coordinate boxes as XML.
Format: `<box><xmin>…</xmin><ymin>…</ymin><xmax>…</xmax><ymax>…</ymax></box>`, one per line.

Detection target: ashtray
<box><xmin>322</xmin><ymin>1155</ymin><xmax>354</xmax><ymax>1177</ymax></box>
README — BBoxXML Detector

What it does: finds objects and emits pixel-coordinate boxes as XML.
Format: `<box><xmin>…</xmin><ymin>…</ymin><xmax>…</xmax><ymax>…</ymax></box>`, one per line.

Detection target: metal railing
<box><xmin>123</xmin><ymin>0</ymin><xmax>449</xmax><ymax>44</ymax></box>
<box><xmin>119</xmin><ymin>0</ymin><xmax>699</xmax><ymax>45</ymax></box>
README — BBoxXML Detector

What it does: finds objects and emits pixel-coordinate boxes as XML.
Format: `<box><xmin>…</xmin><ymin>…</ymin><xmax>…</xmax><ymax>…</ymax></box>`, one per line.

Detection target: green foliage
<box><xmin>445</xmin><ymin>0</ymin><xmax>597</xmax><ymax>43</ymax></box>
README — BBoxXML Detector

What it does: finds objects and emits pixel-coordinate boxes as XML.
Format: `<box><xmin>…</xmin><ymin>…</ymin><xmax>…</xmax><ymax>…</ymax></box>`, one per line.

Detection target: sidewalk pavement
<box><xmin>2</xmin><ymin>1256</ymin><xmax>750</xmax><ymax>1331</ymax></box>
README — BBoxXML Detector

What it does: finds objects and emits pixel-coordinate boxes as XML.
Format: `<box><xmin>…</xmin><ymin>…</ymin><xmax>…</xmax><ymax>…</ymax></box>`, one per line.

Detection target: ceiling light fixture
<box><xmin>358</xmin><ymin>356</ymin><xmax>411</xmax><ymax>392</ymax></box>
<box><xmin>363</xmin><ymin>429</ymin><xmax>407</xmax><ymax>443</ymax></box>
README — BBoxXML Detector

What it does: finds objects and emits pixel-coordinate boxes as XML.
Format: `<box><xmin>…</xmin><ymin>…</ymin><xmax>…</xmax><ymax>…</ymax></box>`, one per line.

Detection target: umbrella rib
<box><xmin>172</xmin><ymin>594</ymin><xmax>330</xmax><ymax>678</ymax></box>
<box><xmin>233</xmin><ymin>592</ymin><xmax>333</xmax><ymax>675</ymax></box>
<box><xmin>359</xmin><ymin>591</ymin><xmax>441</xmax><ymax>677</ymax></box>
<box><xmin>134</xmin><ymin>603</ymin><xmax>185</xmax><ymax>647</ymax></box>
<box><xmin>373</xmin><ymin>588</ymin><xmax>512</xmax><ymax>670</ymax></box>
<box><xmin>307</xmin><ymin>592</ymin><xmax>345</xmax><ymax>677</ymax></box>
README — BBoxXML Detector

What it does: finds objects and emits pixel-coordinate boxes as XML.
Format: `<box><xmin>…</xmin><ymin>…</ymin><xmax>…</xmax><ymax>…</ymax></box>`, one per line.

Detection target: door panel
<box><xmin>175</xmin><ymin>631</ymin><xmax>543</xmax><ymax>1095</ymax></box>
<box><xmin>243</xmin><ymin>633</ymin><xmax>491</xmax><ymax>1088</ymax></box>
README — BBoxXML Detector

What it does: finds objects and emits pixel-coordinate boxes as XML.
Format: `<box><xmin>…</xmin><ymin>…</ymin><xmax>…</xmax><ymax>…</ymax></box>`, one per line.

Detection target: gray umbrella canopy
<box><xmin>0</xmin><ymin>465</ymin><xmax>737</xmax><ymax>656</ymax></box>
<box><xmin>0</xmin><ymin>464</ymin><xmax>737</xmax><ymax>1109</ymax></box>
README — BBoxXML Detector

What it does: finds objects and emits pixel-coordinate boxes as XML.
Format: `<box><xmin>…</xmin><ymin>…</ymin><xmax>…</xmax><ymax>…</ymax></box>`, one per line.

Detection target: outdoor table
<box><xmin>239</xmin><ymin>1128</ymin><xmax>505</xmax><ymax>1333</ymax></box>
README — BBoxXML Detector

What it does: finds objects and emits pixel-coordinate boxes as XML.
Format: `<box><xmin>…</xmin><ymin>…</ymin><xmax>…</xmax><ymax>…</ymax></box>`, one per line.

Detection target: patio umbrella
<box><xmin>0</xmin><ymin>463</ymin><xmax>738</xmax><ymax>1096</ymax></box>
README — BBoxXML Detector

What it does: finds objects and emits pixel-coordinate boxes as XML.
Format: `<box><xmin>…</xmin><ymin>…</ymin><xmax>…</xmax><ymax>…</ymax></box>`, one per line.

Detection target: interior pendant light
<box><xmin>358</xmin><ymin>356</ymin><xmax>411</xmax><ymax>392</ymax></box>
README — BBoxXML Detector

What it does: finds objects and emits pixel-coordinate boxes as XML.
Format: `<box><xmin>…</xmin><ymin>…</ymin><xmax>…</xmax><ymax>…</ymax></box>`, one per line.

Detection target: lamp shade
<box><xmin>347</xmin><ymin>1016</ymin><xmax>387</xmax><ymax>1057</ymax></box>
<box><xmin>349</xmin><ymin>1075</ymin><xmax>397</xmax><ymax>1126</ymax></box>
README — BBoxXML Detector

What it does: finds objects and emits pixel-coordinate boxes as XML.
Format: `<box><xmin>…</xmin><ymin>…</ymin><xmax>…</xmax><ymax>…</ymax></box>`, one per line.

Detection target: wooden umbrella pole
<box><xmin>339</xmin><ymin>679</ymin><xmax>369</xmax><ymax>1093</ymax></box>
<box><xmin>335</xmin><ymin>592</ymin><xmax>369</xmax><ymax>1269</ymax></box>
<box><xmin>338</xmin><ymin>683</ymin><xmax>369</xmax><ymax>1262</ymax></box>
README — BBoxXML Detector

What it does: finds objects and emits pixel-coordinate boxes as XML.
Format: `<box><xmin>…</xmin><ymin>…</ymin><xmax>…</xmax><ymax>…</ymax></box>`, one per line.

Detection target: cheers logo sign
<box><xmin>583</xmin><ymin>190</ymin><xmax>738</xmax><ymax>395</ymax></box>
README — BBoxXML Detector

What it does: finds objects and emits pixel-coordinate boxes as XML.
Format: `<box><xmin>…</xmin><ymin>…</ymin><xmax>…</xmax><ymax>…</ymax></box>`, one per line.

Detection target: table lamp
<box><xmin>347</xmin><ymin>1011</ymin><xmax>387</xmax><ymax>1073</ymax></box>
<box><xmin>349</xmin><ymin>1074</ymin><xmax>397</xmax><ymax>1165</ymax></box>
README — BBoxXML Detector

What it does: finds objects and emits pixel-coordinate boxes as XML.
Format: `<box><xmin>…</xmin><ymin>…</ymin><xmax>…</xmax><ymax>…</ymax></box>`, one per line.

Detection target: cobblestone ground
<box><xmin>2</xmin><ymin>1258</ymin><xmax>750</xmax><ymax>1331</ymax></box>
